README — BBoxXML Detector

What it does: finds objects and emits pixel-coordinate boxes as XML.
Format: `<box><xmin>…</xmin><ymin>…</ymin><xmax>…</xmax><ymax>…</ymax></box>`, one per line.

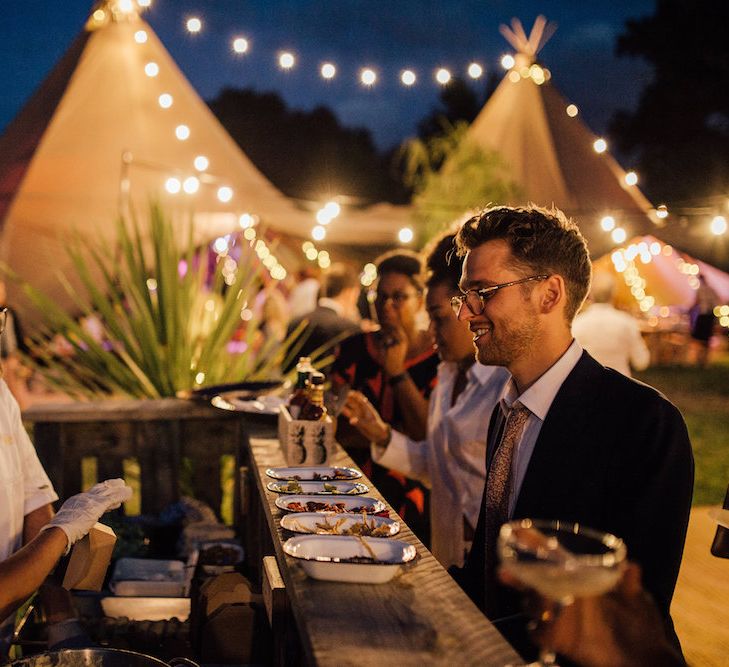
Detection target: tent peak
<box><xmin>86</xmin><ymin>0</ymin><xmax>148</xmax><ymax>30</ymax></box>
<box><xmin>499</xmin><ymin>16</ymin><xmax>557</xmax><ymax>65</ymax></box>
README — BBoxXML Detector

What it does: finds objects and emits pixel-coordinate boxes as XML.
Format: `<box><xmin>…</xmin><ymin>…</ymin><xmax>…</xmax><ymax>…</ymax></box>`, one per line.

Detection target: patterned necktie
<box><xmin>484</xmin><ymin>404</ymin><xmax>531</xmax><ymax>614</ymax></box>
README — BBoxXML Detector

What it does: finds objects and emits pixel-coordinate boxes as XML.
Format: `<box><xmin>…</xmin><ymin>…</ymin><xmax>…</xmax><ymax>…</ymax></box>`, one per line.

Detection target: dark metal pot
<box><xmin>7</xmin><ymin>648</ymin><xmax>198</xmax><ymax>667</ymax></box>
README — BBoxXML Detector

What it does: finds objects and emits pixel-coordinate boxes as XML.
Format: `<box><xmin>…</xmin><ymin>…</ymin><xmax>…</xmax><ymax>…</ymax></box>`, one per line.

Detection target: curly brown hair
<box><xmin>455</xmin><ymin>204</ymin><xmax>591</xmax><ymax>322</ymax></box>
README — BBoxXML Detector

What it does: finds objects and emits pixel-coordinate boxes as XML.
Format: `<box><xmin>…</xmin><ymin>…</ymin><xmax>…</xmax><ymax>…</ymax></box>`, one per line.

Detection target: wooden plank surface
<box><xmin>248</xmin><ymin>437</ymin><xmax>521</xmax><ymax>667</ymax></box>
<box><xmin>672</xmin><ymin>506</ymin><xmax>729</xmax><ymax>667</ymax></box>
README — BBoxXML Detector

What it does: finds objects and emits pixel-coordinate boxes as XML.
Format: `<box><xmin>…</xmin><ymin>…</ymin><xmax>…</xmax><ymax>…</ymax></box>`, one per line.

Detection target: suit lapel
<box><xmin>514</xmin><ymin>352</ymin><xmax>605</xmax><ymax>517</ymax></box>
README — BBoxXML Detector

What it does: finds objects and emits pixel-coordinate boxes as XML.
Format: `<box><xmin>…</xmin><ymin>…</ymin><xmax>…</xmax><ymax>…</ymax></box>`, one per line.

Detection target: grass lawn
<box><xmin>635</xmin><ymin>357</ymin><xmax>729</xmax><ymax>506</ymax></box>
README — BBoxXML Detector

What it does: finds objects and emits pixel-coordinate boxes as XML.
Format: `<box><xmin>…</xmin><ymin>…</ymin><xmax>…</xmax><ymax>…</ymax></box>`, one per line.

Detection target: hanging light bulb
<box><xmin>401</xmin><ymin>70</ymin><xmax>416</xmax><ymax>86</ymax></box>
<box><xmin>435</xmin><ymin>68</ymin><xmax>452</xmax><ymax>85</ymax></box>
<box><xmin>232</xmin><ymin>37</ymin><xmax>249</xmax><ymax>54</ymax></box>
<box><xmin>566</xmin><ymin>104</ymin><xmax>579</xmax><ymax>117</ymax></box>
<box><xmin>501</xmin><ymin>54</ymin><xmax>515</xmax><ymax>69</ymax></box>
<box><xmin>593</xmin><ymin>138</ymin><xmax>608</xmax><ymax>153</ymax></box>
<box><xmin>467</xmin><ymin>63</ymin><xmax>483</xmax><ymax>79</ymax></box>
<box><xmin>186</xmin><ymin>17</ymin><xmax>202</xmax><ymax>34</ymax></box>
<box><xmin>278</xmin><ymin>52</ymin><xmax>295</xmax><ymax>69</ymax></box>
<box><xmin>625</xmin><ymin>171</ymin><xmax>638</xmax><ymax>186</ymax></box>
<box><xmin>320</xmin><ymin>62</ymin><xmax>336</xmax><ymax>79</ymax></box>
<box><xmin>360</xmin><ymin>68</ymin><xmax>377</xmax><ymax>86</ymax></box>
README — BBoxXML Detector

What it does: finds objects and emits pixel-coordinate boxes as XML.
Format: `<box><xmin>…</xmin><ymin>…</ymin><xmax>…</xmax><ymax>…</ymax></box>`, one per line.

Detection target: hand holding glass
<box><xmin>498</xmin><ymin>518</ymin><xmax>627</xmax><ymax>666</ymax></box>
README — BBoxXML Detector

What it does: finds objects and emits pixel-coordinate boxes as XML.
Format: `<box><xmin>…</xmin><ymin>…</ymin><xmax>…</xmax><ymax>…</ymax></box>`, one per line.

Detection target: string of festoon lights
<box><xmin>610</xmin><ymin>239</ymin><xmax>729</xmax><ymax>329</ymax></box>
<box><xmin>103</xmin><ymin>0</ymin><xmax>729</xmax><ymax>286</ymax></box>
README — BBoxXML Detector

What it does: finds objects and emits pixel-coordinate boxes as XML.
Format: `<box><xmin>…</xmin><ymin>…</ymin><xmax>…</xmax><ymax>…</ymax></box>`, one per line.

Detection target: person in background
<box><xmin>0</xmin><ymin>480</ymin><xmax>132</xmax><ymax>628</ymax></box>
<box><xmin>287</xmin><ymin>267</ymin><xmax>320</xmax><ymax>320</ymax></box>
<box><xmin>341</xmin><ymin>232</ymin><xmax>509</xmax><ymax>567</ymax></box>
<box><xmin>571</xmin><ymin>271</ymin><xmax>650</xmax><ymax>377</ymax></box>
<box><xmin>453</xmin><ymin>205</ymin><xmax>693</xmax><ymax>661</ymax></box>
<box><xmin>0</xmin><ymin>282</ymin><xmax>30</xmax><ymax>409</ymax></box>
<box><xmin>331</xmin><ymin>250</ymin><xmax>438</xmax><ymax>545</ymax></box>
<box><xmin>286</xmin><ymin>263</ymin><xmax>360</xmax><ymax>364</ymax></box>
<box><xmin>689</xmin><ymin>273</ymin><xmax>720</xmax><ymax>367</ymax></box>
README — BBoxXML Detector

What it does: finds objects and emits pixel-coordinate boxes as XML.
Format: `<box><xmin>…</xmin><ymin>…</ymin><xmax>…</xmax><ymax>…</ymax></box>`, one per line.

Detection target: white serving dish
<box><xmin>266</xmin><ymin>466</ymin><xmax>362</xmax><ymax>481</ymax></box>
<box><xmin>283</xmin><ymin>534</ymin><xmax>416</xmax><ymax>583</ymax></box>
<box><xmin>280</xmin><ymin>512</ymin><xmax>400</xmax><ymax>537</ymax></box>
<box><xmin>267</xmin><ymin>480</ymin><xmax>369</xmax><ymax>495</ymax></box>
<box><xmin>101</xmin><ymin>596</ymin><xmax>191</xmax><ymax>621</ymax></box>
<box><xmin>109</xmin><ymin>558</ymin><xmax>187</xmax><ymax>597</ymax></box>
<box><xmin>275</xmin><ymin>494</ymin><xmax>386</xmax><ymax>514</ymax></box>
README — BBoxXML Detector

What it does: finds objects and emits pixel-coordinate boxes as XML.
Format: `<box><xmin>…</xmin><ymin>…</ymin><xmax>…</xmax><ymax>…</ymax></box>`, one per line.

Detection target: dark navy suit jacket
<box><xmin>461</xmin><ymin>352</ymin><xmax>694</xmax><ymax>648</ymax></box>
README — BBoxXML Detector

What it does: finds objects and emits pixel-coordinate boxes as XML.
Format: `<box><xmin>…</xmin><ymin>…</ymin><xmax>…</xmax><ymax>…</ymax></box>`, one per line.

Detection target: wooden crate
<box><xmin>23</xmin><ymin>398</ymin><xmax>276</xmax><ymax>520</ymax></box>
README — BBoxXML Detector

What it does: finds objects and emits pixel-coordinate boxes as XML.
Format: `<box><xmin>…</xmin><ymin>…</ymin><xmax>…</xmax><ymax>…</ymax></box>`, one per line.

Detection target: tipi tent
<box><xmin>0</xmin><ymin>0</ymin><xmax>410</xmax><ymax>321</ymax></box>
<box><xmin>467</xmin><ymin>17</ymin><xmax>658</xmax><ymax>258</ymax></box>
<box><xmin>593</xmin><ymin>235</ymin><xmax>729</xmax><ymax>311</ymax></box>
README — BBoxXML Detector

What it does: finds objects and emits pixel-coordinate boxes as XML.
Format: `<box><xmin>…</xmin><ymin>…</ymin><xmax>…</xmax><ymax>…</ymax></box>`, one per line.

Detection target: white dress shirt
<box><xmin>572</xmin><ymin>303</ymin><xmax>650</xmax><ymax>377</ymax></box>
<box><xmin>372</xmin><ymin>362</ymin><xmax>510</xmax><ymax>568</ymax></box>
<box><xmin>0</xmin><ymin>378</ymin><xmax>58</xmax><ymax>636</ymax></box>
<box><xmin>495</xmin><ymin>340</ymin><xmax>584</xmax><ymax>517</ymax></box>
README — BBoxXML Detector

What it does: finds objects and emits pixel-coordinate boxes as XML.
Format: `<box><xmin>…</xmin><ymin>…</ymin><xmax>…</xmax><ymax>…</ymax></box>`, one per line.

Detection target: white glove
<box><xmin>40</xmin><ymin>479</ymin><xmax>133</xmax><ymax>552</ymax></box>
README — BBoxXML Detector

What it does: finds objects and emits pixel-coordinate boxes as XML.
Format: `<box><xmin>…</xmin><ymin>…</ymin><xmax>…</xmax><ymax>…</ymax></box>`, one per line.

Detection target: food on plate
<box><xmin>290</xmin><ymin>512</ymin><xmax>391</xmax><ymax>537</ymax></box>
<box><xmin>284</xmin><ymin>480</ymin><xmax>304</xmax><ymax>494</ymax></box>
<box><xmin>285</xmin><ymin>500</ymin><xmax>376</xmax><ymax>514</ymax></box>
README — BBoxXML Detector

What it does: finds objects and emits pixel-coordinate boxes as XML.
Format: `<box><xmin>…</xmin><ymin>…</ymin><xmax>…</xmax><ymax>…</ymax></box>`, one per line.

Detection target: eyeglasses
<box><xmin>0</xmin><ymin>308</ymin><xmax>6</xmax><ymax>335</ymax></box>
<box><xmin>450</xmin><ymin>275</ymin><xmax>548</xmax><ymax>316</ymax></box>
<box><xmin>369</xmin><ymin>290</ymin><xmax>420</xmax><ymax>307</ymax></box>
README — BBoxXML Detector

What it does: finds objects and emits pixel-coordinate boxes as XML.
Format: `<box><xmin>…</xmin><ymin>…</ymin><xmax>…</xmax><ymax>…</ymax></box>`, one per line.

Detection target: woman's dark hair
<box><xmin>423</xmin><ymin>232</ymin><xmax>462</xmax><ymax>293</ymax></box>
<box><xmin>374</xmin><ymin>249</ymin><xmax>424</xmax><ymax>291</ymax></box>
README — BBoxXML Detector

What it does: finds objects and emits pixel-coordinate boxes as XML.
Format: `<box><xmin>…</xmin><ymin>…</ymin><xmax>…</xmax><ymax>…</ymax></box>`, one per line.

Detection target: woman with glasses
<box><xmin>331</xmin><ymin>250</ymin><xmax>438</xmax><ymax>545</ymax></box>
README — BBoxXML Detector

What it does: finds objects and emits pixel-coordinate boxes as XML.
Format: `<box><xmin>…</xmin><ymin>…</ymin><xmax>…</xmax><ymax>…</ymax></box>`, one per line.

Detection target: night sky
<box><xmin>3</xmin><ymin>0</ymin><xmax>656</xmax><ymax>150</ymax></box>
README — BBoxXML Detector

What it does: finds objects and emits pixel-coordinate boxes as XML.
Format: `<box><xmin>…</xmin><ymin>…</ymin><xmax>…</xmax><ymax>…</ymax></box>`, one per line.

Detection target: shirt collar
<box><xmin>500</xmin><ymin>339</ymin><xmax>583</xmax><ymax>420</ymax></box>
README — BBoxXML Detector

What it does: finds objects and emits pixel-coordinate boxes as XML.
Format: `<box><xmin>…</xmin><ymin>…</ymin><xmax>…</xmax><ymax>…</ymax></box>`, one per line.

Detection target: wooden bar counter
<box><xmin>246</xmin><ymin>436</ymin><xmax>521</xmax><ymax>667</ymax></box>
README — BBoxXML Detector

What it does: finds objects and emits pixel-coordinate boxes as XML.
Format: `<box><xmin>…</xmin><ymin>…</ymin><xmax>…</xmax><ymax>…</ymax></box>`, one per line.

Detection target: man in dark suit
<box><xmin>287</xmin><ymin>262</ymin><xmax>360</xmax><ymax>362</ymax></box>
<box><xmin>452</xmin><ymin>205</ymin><xmax>693</xmax><ymax>660</ymax></box>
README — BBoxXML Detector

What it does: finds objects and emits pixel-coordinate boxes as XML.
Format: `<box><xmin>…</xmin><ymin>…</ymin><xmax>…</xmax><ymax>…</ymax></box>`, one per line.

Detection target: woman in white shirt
<box><xmin>342</xmin><ymin>233</ymin><xmax>509</xmax><ymax>568</ymax></box>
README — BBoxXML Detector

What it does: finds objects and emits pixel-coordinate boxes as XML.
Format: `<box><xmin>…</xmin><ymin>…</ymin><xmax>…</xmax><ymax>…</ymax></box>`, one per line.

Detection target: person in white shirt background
<box><xmin>342</xmin><ymin>231</ymin><xmax>509</xmax><ymax>568</ymax></box>
<box><xmin>571</xmin><ymin>271</ymin><xmax>650</xmax><ymax>377</ymax></box>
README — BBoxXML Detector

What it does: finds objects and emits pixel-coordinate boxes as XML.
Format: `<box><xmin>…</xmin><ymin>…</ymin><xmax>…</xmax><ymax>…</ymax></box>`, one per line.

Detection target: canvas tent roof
<box><xmin>592</xmin><ymin>235</ymin><xmax>729</xmax><ymax>311</ymax></box>
<box><xmin>0</xmin><ymin>1</ymin><xmax>410</xmax><ymax>321</ymax></box>
<box><xmin>466</xmin><ymin>18</ymin><xmax>659</xmax><ymax>259</ymax></box>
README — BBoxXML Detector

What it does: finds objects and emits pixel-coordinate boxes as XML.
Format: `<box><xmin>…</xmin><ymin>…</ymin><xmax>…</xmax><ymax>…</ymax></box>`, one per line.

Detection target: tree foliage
<box><xmin>610</xmin><ymin>0</ymin><xmax>729</xmax><ymax>204</ymax></box>
<box><xmin>208</xmin><ymin>88</ymin><xmax>408</xmax><ymax>205</ymax></box>
<box><xmin>402</xmin><ymin>121</ymin><xmax>522</xmax><ymax>242</ymax></box>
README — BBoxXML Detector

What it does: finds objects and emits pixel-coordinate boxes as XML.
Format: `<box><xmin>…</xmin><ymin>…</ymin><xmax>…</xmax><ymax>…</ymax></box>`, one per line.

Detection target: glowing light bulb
<box><xmin>144</xmin><ymin>62</ymin><xmax>159</xmax><ymax>77</ymax></box>
<box><xmin>138</xmin><ymin>0</ymin><xmax>152</xmax><ymax>7</ymax></box>
<box><xmin>611</xmin><ymin>227</ymin><xmax>627</xmax><ymax>243</ymax></box>
<box><xmin>118</xmin><ymin>0</ymin><xmax>134</xmax><ymax>12</ymax></box>
<box><xmin>312</xmin><ymin>225</ymin><xmax>326</xmax><ymax>241</ymax></box>
<box><xmin>360</xmin><ymin>68</ymin><xmax>377</xmax><ymax>86</ymax></box>
<box><xmin>305</xmin><ymin>247</ymin><xmax>318</xmax><ymax>260</ymax></box>
<box><xmin>320</xmin><ymin>62</ymin><xmax>336</xmax><ymax>79</ymax></box>
<box><xmin>501</xmin><ymin>54</ymin><xmax>515</xmax><ymax>69</ymax></box>
<box><xmin>566</xmin><ymin>104</ymin><xmax>579</xmax><ymax>117</ymax></box>
<box><xmin>279</xmin><ymin>52</ymin><xmax>295</xmax><ymax>69</ymax></box>
<box><xmin>435</xmin><ymin>68</ymin><xmax>452</xmax><ymax>85</ymax></box>
<box><xmin>183</xmin><ymin>176</ymin><xmax>200</xmax><ymax>194</ymax></box>
<box><xmin>655</xmin><ymin>205</ymin><xmax>669</xmax><ymax>219</ymax></box>
<box><xmin>593</xmin><ymin>138</ymin><xmax>608</xmax><ymax>154</ymax></box>
<box><xmin>217</xmin><ymin>186</ymin><xmax>233</xmax><ymax>203</ymax></box>
<box><xmin>233</xmin><ymin>37</ymin><xmax>249</xmax><ymax>54</ymax></box>
<box><xmin>213</xmin><ymin>237</ymin><xmax>228</xmax><ymax>254</ymax></box>
<box><xmin>239</xmin><ymin>213</ymin><xmax>254</xmax><ymax>229</ymax></box>
<box><xmin>193</xmin><ymin>155</ymin><xmax>209</xmax><ymax>171</ymax></box>
<box><xmin>600</xmin><ymin>216</ymin><xmax>616</xmax><ymax>232</ymax></box>
<box><xmin>323</xmin><ymin>201</ymin><xmax>341</xmax><ymax>218</ymax></box>
<box><xmin>186</xmin><ymin>17</ymin><xmax>202</xmax><ymax>34</ymax></box>
<box><xmin>625</xmin><ymin>171</ymin><xmax>638</xmax><ymax>186</ymax></box>
<box><xmin>316</xmin><ymin>209</ymin><xmax>333</xmax><ymax>225</ymax></box>
<box><xmin>175</xmin><ymin>125</ymin><xmax>190</xmax><ymax>141</ymax></box>
<box><xmin>398</xmin><ymin>227</ymin><xmax>414</xmax><ymax>243</ymax></box>
<box><xmin>92</xmin><ymin>9</ymin><xmax>105</xmax><ymax>22</ymax></box>
<box><xmin>711</xmin><ymin>215</ymin><xmax>728</xmax><ymax>235</ymax></box>
<box><xmin>134</xmin><ymin>30</ymin><xmax>148</xmax><ymax>44</ymax></box>
<box><xmin>158</xmin><ymin>93</ymin><xmax>173</xmax><ymax>109</ymax></box>
<box><xmin>401</xmin><ymin>69</ymin><xmax>416</xmax><ymax>86</ymax></box>
<box><xmin>165</xmin><ymin>177</ymin><xmax>181</xmax><ymax>194</ymax></box>
<box><xmin>467</xmin><ymin>62</ymin><xmax>483</xmax><ymax>79</ymax></box>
